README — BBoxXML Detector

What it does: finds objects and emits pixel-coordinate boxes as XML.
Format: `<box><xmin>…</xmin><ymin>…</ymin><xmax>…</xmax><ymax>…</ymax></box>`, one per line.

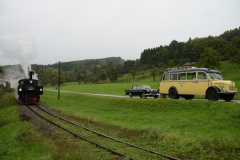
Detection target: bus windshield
<box><xmin>209</xmin><ymin>73</ymin><xmax>223</xmax><ymax>80</ymax></box>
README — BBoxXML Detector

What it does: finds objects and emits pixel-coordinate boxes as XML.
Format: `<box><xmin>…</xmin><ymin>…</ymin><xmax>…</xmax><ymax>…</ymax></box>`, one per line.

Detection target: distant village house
<box><xmin>184</xmin><ymin>62</ymin><xmax>196</xmax><ymax>67</ymax></box>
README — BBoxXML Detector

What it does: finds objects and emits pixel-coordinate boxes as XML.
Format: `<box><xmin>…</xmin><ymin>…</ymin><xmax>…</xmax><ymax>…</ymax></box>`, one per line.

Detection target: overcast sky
<box><xmin>0</xmin><ymin>0</ymin><xmax>240</xmax><ymax>66</ymax></box>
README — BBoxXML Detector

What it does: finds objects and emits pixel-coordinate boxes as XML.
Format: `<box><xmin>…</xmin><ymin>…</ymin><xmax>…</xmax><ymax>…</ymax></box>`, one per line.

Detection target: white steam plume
<box><xmin>0</xmin><ymin>33</ymin><xmax>36</xmax><ymax>77</ymax></box>
<box><xmin>3</xmin><ymin>65</ymin><xmax>26</xmax><ymax>99</ymax></box>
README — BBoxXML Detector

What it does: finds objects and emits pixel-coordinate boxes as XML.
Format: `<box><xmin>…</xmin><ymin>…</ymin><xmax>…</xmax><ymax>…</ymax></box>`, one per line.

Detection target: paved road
<box><xmin>45</xmin><ymin>89</ymin><xmax>240</xmax><ymax>104</ymax></box>
<box><xmin>46</xmin><ymin>89</ymin><xmax>128</xmax><ymax>98</ymax></box>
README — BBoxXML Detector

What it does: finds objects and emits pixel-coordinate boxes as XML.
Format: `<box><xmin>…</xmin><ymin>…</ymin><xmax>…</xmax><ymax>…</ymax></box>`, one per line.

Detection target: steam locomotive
<box><xmin>18</xmin><ymin>71</ymin><xmax>43</xmax><ymax>104</ymax></box>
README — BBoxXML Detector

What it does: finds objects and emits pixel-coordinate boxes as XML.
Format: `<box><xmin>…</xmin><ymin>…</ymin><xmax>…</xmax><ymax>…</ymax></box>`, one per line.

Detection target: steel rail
<box><xmin>36</xmin><ymin>105</ymin><xmax>180</xmax><ymax>160</ymax></box>
<box><xmin>27</xmin><ymin>105</ymin><xmax>134</xmax><ymax>160</ymax></box>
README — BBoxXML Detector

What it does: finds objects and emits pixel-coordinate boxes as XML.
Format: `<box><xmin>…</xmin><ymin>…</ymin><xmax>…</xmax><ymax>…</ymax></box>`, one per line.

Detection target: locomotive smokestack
<box><xmin>29</xmin><ymin>71</ymin><xmax>34</xmax><ymax>80</ymax></box>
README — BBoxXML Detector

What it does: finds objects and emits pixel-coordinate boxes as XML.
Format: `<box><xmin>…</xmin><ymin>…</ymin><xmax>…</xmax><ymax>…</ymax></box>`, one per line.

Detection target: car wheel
<box><xmin>169</xmin><ymin>88</ymin><xmax>179</xmax><ymax>99</ymax></box>
<box><xmin>129</xmin><ymin>93</ymin><xmax>132</xmax><ymax>98</ymax></box>
<box><xmin>142</xmin><ymin>93</ymin><xmax>147</xmax><ymax>98</ymax></box>
<box><xmin>222</xmin><ymin>94</ymin><xmax>234</xmax><ymax>101</ymax></box>
<box><xmin>207</xmin><ymin>89</ymin><xmax>219</xmax><ymax>101</ymax></box>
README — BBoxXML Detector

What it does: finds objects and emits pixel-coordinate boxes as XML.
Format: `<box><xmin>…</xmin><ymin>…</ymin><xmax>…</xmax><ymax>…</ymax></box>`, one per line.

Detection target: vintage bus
<box><xmin>159</xmin><ymin>68</ymin><xmax>238</xmax><ymax>101</ymax></box>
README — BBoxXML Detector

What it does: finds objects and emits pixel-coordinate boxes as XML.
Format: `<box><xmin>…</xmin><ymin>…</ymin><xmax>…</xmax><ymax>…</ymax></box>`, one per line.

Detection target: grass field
<box><xmin>0</xmin><ymin>88</ymin><xmax>129</xmax><ymax>159</ymax></box>
<box><xmin>41</xmin><ymin>90</ymin><xmax>240</xmax><ymax>159</ymax></box>
<box><xmin>46</xmin><ymin>61</ymin><xmax>240</xmax><ymax>100</ymax></box>
<box><xmin>0</xmin><ymin>89</ymin><xmax>52</xmax><ymax>160</ymax></box>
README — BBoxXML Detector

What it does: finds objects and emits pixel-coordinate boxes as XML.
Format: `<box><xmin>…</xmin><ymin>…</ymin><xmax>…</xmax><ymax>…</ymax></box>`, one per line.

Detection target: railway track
<box><xmin>27</xmin><ymin>105</ymin><xmax>180</xmax><ymax>160</ymax></box>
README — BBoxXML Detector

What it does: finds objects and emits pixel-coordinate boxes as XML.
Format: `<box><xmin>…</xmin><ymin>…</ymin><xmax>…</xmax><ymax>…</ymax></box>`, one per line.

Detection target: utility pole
<box><xmin>58</xmin><ymin>61</ymin><xmax>60</xmax><ymax>100</ymax></box>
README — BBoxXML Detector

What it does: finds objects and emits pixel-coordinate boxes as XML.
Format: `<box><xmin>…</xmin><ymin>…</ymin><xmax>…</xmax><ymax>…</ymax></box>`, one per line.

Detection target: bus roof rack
<box><xmin>165</xmin><ymin>66</ymin><xmax>196</xmax><ymax>71</ymax></box>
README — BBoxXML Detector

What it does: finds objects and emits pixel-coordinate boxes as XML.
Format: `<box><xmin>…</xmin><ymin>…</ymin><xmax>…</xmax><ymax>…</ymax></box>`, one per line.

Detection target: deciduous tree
<box><xmin>150</xmin><ymin>67</ymin><xmax>159</xmax><ymax>81</ymax></box>
<box><xmin>230</xmin><ymin>50</ymin><xmax>240</xmax><ymax>65</ymax></box>
<box><xmin>130</xmin><ymin>70</ymin><xmax>136</xmax><ymax>79</ymax></box>
<box><xmin>98</xmin><ymin>69</ymin><xmax>107</xmax><ymax>83</ymax></box>
<box><xmin>109</xmin><ymin>66</ymin><xmax>118</xmax><ymax>82</ymax></box>
<box><xmin>197</xmin><ymin>47</ymin><xmax>221</xmax><ymax>69</ymax></box>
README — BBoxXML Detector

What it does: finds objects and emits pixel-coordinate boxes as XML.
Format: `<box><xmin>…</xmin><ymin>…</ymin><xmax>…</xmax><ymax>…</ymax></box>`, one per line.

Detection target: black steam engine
<box><xmin>18</xmin><ymin>71</ymin><xmax>43</xmax><ymax>104</ymax></box>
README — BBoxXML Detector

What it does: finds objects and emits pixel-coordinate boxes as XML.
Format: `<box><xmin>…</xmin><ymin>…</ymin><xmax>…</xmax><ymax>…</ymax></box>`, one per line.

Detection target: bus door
<box><xmin>177</xmin><ymin>72</ymin><xmax>187</xmax><ymax>94</ymax></box>
<box><xmin>184</xmin><ymin>72</ymin><xmax>197</xmax><ymax>95</ymax></box>
<box><xmin>196</xmin><ymin>72</ymin><xmax>209</xmax><ymax>95</ymax></box>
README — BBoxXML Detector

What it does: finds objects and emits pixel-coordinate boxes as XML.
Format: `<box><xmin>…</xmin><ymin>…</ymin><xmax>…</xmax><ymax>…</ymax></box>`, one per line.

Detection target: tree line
<box><xmin>140</xmin><ymin>27</ymin><xmax>240</xmax><ymax>68</ymax></box>
<box><xmin>32</xmin><ymin>57</ymin><xmax>125</xmax><ymax>86</ymax></box>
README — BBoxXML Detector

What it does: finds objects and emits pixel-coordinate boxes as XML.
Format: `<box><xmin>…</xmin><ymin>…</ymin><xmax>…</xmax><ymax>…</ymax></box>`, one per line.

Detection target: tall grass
<box><xmin>0</xmin><ymin>91</ymin><xmax>52</xmax><ymax>160</ymax></box>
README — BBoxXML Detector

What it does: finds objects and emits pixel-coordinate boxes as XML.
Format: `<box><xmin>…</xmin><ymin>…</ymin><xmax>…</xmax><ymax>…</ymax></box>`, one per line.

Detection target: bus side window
<box><xmin>170</xmin><ymin>74</ymin><xmax>177</xmax><ymax>80</ymax></box>
<box><xmin>163</xmin><ymin>74</ymin><xmax>169</xmax><ymax>81</ymax></box>
<box><xmin>187</xmin><ymin>72</ymin><xmax>196</xmax><ymax>80</ymax></box>
<box><xmin>198</xmin><ymin>72</ymin><xmax>207</xmax><ymax>79</ymax></box>
<box><xmin>178</xmin><ymin>73</ymin><xmax>186</xmax><ymax>80</ymax></box>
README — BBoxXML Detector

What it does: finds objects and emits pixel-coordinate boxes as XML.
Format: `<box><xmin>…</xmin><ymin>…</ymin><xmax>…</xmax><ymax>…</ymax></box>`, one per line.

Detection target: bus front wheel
<box><xmin>207</xmin><ymin>89</ymin><xmax>219</xmax><ymax>101</ymax></box>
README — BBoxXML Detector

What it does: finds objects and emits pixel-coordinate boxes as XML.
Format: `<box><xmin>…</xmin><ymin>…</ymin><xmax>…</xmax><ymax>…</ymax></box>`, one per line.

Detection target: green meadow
<box><xmin>41</xmin><ymin>90</ymin><xmax>240</xmax><ymax>159</ymax></box>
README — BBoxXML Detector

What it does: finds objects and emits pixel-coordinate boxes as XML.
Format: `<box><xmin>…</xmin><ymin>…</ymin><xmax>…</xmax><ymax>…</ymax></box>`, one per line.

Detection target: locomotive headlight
<box><xmin>40</xmin><ymin>88</ymin><xmax>43</xmax><ymax>92</ymax></box>
<box><xmin>30</xmin><ymin>80</ymin><xmax>32</xmax><ymax>84</ymax></box>
<box><xmin>19</xmin><ymin>88</ymin><xmax>22</xmax><ymax>92</ymax></box>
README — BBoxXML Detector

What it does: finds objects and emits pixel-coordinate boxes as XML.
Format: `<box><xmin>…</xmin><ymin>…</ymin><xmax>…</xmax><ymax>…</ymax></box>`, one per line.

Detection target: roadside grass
<box><xmin>46</xmin><ymin>77</ymin><xmax>160</xmax><ymax>96</ymax></box>
<box><xmin>46</xmin><ymin>61</ymin><xmax>240</xmax><ymax>100</ymax></box>
<box><xmin>42</xmin><ymin>90</ymin><xmax>240</xmax><ymax>159</ymax></box>
<box><xmin>0</xmin><ymin>91</ymin><xmax>52</xmax><ymax>160</ymax></box>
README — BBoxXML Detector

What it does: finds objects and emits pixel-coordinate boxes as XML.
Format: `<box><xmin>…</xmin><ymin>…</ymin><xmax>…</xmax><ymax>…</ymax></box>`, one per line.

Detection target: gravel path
<box><xmin>19</xmin><ymin>105</ymin><xmax>56</xmax><ymax>132</ymax></box>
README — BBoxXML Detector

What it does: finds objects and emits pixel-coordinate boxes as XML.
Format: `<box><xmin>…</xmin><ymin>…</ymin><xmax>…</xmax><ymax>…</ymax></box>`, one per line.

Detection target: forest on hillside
<box><xmin>29</xmin><ymin>27</ymin><xmax>240</xmax><ymax>86</ymax></box>
<box><xmin>140</xmin><ymin>27</ymin><xmax>240</xmax><ymax>67</ymax></box>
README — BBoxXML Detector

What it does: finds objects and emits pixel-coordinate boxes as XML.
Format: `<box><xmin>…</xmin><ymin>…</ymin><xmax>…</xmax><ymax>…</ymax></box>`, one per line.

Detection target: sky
<box><xmin>0</xmin><ymin>0</ymin><xmax>240</xmax><ymax>66</ymax></box>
